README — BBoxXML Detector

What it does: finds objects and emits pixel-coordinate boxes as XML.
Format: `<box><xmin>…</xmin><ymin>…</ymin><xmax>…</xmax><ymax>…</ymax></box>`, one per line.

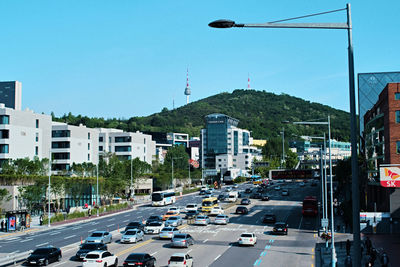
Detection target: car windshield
<box><xmin>32</xmin><ymin>248</ymin><xmax>50</xmax><ymax>255</ymax></box>
<box><xmin>90</xmin><ymin>233</ymin><xmax>103</xmax><ymax>237</ymax></box>
<box><xmin>166</xmin><ymin>211</ymin><xmax>174</xmax><ymax>215</ymax></box>
<box><xmin>86</xmin><ymin>254</ymin><xmax>100</xmax><ymax>259</ymax></box>
<box><xmin>203</xmin><ymin>201</ymin><xmax>213</xmax><ymax>206</ymax></box>
<box><xmin>148</xmin><ymin>216</ymin><xmax>159</xmax><ymax>220</ymax></box>
<box><xmin>275</xmin><ymin>223</ymin><xmax>286</xmax><ymax>227</ymax></box>
<box><xmin>170</xmin><ymin>256</ymin><xmax>185</xmax><ymax>262</ymax></box>
<box><xmin>148</xmin><ymin>222</ymin><xmax>162</xmax><ymax>226</ymax></box>
<box><xmin>187</xmin><ymin>205</ymin><xmax>195</xmax><ymax>208</ymax></box>
<box><xmin>126</xmin><ymin>254</ymin><xmax>145</xmax><ymax>261</ymax></box>
<box><xmin>241</xmin><ymin>234</ymin><xmax>253</xmax><ymax>237</ymax></box>
<box><xmin>197</xmin><ymin>216</ymin><xmax>206</xmax><ymax>219</ymax></box>
<box><xmin>81</xmin><ymin>244</ymin><xmax>100</xmax><ymax>249</ymax></box>
<box><xmin>187</xmin><ymin>211</ymin><xmax>196</xmax><ymax>214</ymax></box>
<box><xmin>174</xmin><ymin>234</ymin><xmax>186</xmax><ymax>239</ymax></box>
<box><xmin>162</xmin><ymin>227</ymin><xmax>173</xmax><ymax>231</ymax></box>
<box><xmin>168</xmin><ymin>217</ymin><xmax>178</xmax><ymax>221</ymax></box>
<box><xmin>128</xmin><ymin>222</ymin><xmax>140</xmax><ymax>227</ymax></box>
<box><xmin>125</xmin><ymin>231</ymin><xmax>137</xmax><ymax>235</ymax></box>
<box><xmin>152</xmin><ymin>193</ymin><xmax>162</xmax><ymax>201</ymax></box>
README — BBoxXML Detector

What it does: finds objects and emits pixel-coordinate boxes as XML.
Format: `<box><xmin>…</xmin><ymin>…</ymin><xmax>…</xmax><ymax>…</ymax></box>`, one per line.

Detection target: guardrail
<box><xmin>0</xmin><ymin>250</ymin><xmax>32</xmax><ymax>267</ymax></box>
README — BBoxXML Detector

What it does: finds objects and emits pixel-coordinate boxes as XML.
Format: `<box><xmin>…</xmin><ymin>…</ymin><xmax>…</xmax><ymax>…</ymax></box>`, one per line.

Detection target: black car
<box><xmin>199</xmin><ymin>190</ymin><xmax>206</xmax><ymax>195</ymax></box>
<box><xmin>217</xmin><ymin>194</ymin><xmax>227</xmax><ymax>201</ymax></box>
<box><xmin>125</xmin><ymin>221</ymin><xmax>145</xmax><ymax>231</ymax></box>
<box><xmin>26</xmin><ymin>246</ymin><xmax>62</xmax><ymax>266</ymax></box>
<box><xmin>273</xmin><ymin>222</ymin><xmax>288</xmax><ymax>235</ymax></box>
<box><xmin>262</xmin><ymin>213</ymin><xmax>276</xmax><ymax>223</ymax></box>
<box><xmin>245</xmin><ymin>188</ymin><xmax>252</xmax><ymax>194</ymax></box>
<box><xmin>250</xmin><ymin>192</ymin><xmax>262</xmax><ymax>199</ymax></box>
<box><xmin>185</xmin><ymin>210</ymin><xmax>199</xmax><ymax>219</ymax></box>
<box><xmin>261</xmin><ymin>195</ymin><xmax>270</xmax><ymax>201</ymax></box>
<box><xmin>240</xmin><ymin>198</ymin><xmax>251</xmax><ymax>205</ymax></box>
<box><xmin>146</xmin><ymin>215</ymin><xmax>163</xmax><ymax>225</ymax></box>
<box><xmin>235</xmin><ymin>206</ymin><xmax>249</xmax><ymax>214</ymax></box>
<box><xmin>75</xmin><ymin>243</ymin><xmax>107</xmax><ymax>261</ymax></box>
<box><xmin>123</xmin><ymin>253</ymin><xmax>156</xmax><ymax>267</ymax></box>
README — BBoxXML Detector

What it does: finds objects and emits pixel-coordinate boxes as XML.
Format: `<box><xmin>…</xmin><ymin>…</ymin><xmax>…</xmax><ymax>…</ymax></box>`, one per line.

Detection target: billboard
<box><xmin>379</xmin><ymin>167</ymin><xmax>400</xmax><ymax>187</ymax></box>
<box><xmin>270</xmin><ymin>169</ymin><xmax>316</xmax><ymax>180</ymax></box>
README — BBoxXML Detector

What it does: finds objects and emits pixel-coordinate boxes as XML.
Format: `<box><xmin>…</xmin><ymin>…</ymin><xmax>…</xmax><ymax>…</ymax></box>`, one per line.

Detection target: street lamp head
<box><xmin>208</xmin><ymin>19</ymin><xmax>236</xmax><ymax>28</ymax></box>
<box><xmin>282</xmin><ymin>120</ymin><xmax>290</xmax><ymax>124</ymax></box>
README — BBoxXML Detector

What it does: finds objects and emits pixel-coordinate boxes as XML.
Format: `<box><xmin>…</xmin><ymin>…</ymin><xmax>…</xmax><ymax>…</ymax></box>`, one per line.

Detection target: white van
<box><xmin>227</xmin><ymin>191</ymin><xmax>238</xmax><ymax>202</ymax></box>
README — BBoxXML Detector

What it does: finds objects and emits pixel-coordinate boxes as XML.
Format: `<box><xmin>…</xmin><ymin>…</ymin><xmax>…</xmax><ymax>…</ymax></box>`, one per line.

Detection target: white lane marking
<box><xmin>214</xmin><ymin>254</ymin><xmax>221</xmax><ymax>261</ymax></box>
<box><xmin>72</xmin><ymin>226</ymin><xmax>81</xmax><ymax>230</ymax></box>
<box><xmin>123</xmin><ymin>219</ymin><xmax>129</xmax><ymax>222</ymax></box>
<box><xmin>151</xmin><ymin>251</ymin><xmax>158</xmax><ymax>256</ymax></box>
<box><xmin>53</xmin><ymin>262</ymin><xmax>68</xmax><ymax>266</ymax></box>
<box><xmin>203</xmin><ymin>239</ymin><xmax>208</xmax><ymax>243</ymax></box>
<box><xmin>107</xmin><ymin>218</ymin><xmax>115</xmax><ymax>221</ymax></box>
<box><xmin>124</xmin><ymin>214</ymin><xmax>130</xmax><ymax>217</ymax></box>
<box><xmin>298</xmin><ymin>216</ymin><xmax>303</xmax><ymax>230</ymax></box>
<box><xmin>50</xmin><ymin>231</ymin><xmax>61</xmax><ymax>236</ymax></box>
<box><xmin>88</xmin><ymin>229</ymin><xmax>97</xmax><ymax>232</ymax></box>
<box><xmin>91</xmin><ymin>222</ymin><xmax>99</xmax><ymax>225</ymax></box>
<box><xmin>20</xmin><ymin>238</ymin><xmax>33</xmax><ymax>243</ymax></box>
<box><xmin>187</xmin><ymin>249</ymin><xmax>193</xmax><ymax>254</ymax></box>
<box><xmin>11</xmin><ymin>250</ymin><xmax>20</xmax><ymax>253</ymax></box>
<box><xmin>107</xmin><ymin>224</ymin><xmax>114</xmax><ymax>227</ymax></box>
<box><xmin>62</xmin><ymin>247</ymin><xmax>76</xmax><ymax>253</ymax></box>
<box><xmin>36</xmin><ymin>242</ymin><xmax>49</xmax><ymax>247</ymax></box>
<box><xmin>64</xmin><ymin>235</ymin><xmax>76</xmax><ymax>239</ymax></box>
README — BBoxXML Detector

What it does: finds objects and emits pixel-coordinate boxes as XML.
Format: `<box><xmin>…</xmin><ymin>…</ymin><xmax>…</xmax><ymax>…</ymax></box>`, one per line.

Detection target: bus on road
<box><xmin>302</xmin><ymin>196</ymin><xmax>318</xmax><ymax>216</ymax></box>
<box><xmin>151</xmin><ymin>190</ymin><xmax>176</xmax><ymax>206</ymax></box>
<box><xmin>202</xmin><ymin>197</ymin><xmax>218</xmax><ymax>212</ymax></box>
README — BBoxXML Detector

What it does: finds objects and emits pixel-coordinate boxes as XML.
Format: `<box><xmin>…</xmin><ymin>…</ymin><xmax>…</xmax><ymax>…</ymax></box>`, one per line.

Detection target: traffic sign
<box><xmin>321</xmin><ymin>219</ymin><xmax>329</xmax><ymax>228</ymax></box>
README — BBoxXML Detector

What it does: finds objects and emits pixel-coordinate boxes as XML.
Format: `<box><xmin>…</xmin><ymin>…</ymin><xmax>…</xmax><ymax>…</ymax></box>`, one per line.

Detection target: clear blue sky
<box><xmin>1</xmin><ymin>1</ymin><xmax>399</xmax><ymax>119</ymax></box>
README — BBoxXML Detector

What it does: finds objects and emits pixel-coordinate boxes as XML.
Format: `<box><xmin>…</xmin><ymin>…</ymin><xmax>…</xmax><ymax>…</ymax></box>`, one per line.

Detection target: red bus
<box><xmin>302</xmin><ymin>196</ymin><xmax>318</xmax><ymax>216</ymax></box>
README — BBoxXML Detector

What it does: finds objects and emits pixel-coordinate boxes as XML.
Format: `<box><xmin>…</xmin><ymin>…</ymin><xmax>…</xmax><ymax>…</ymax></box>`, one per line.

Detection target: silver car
<box><xmin>85</xmin><ymin>231</ymin><xmax>112</xmax><ymax>244</ymax></box>
<box><xmin>214</xmin><ymin>214</ymin><xmax>229</xmax><ymax>225</ymax></box>
<box><xmin>171</xmin><ymin>233</ymin><xmax>194</xmax><ymax>248</ymax></box>
<box><xmin>165</xmin><ymin>216</ymin><xmax>183</xmax><ymax>227</ymax></box>
<box><xmin>159</xmin><ymin>227</ymin><xmax>180</xmax><ymax>239</ymax></box>
<box><xmin>120</xmin><ymin>229</ymin><xmax>144</xmax><ymax>244</ymax></box>
<box><xmin>194</xmin><ymin>215</ymin><xmax>210</xmax><ymax>225</ymax></box>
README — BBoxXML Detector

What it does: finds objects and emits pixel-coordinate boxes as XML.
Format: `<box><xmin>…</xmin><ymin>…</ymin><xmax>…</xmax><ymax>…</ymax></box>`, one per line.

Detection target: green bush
<box><xmin>233</xmin><ymin>176</ymin><xmax>247</xmax><ymax>184</ymax></box>
<box><xmin>182</xmin><ymin>187</ymin><xmax>200</xmax><ymax>195</ymax></box>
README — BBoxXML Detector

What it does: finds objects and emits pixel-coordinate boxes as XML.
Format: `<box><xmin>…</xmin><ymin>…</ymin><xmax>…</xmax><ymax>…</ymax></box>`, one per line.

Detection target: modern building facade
<box><xmin>51</xmin><ymin>122</ymin><xmax>99</xmax><ymax>172</ymax></box>
<box><xmin>0</xmin><ymin>104</ymin><xmax>52</xmax><ymax>166</ymax></box>
<box><xmin>0</xmin><ymin>81</ymin><xmax>22</xmax><ymax>110</ymax></box>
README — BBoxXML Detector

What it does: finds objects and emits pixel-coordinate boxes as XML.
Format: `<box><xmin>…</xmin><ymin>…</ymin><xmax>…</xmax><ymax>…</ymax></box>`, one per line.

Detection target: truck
<box><xmin>302</xmin><ymin>196</ymin><xmax>318</xmax><ymax>216</ymax></box>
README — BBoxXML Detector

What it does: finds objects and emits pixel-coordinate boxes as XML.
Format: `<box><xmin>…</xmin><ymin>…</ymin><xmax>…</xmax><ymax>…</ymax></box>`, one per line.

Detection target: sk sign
<box><xmin>379</xmin><ymin>167</ymin><xmax>400</xmax><ymax>187</ymax></box>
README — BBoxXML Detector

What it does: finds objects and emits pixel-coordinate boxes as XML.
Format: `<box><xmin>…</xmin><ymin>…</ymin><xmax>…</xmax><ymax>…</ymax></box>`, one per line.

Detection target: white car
<box><xmin>120</xmin><ymin>229</ymin><xmax>144</xmax><ymax>244</ymax></box>
<box><xmin>168</xmin><ymin>253</ymin><xmax>194</xmax><ymax>267</ymax></box>
<box><xmin>194</xmin><ymin>215</ymin><xmax>210</xmax><ymax>225</ymax></box>
<box><xmin>185</xmin><ymin>204</ymin><xmax>198</xmax><ymax>212</ymax></box>
<box><xmin>83</xmin><ymin>251</ymin><xmax>118</xmax><ymax>267</ymax></box>
<box><xmin>238</xmin><ymin>232</ymin><xmax>257</xmax><ymax>246</ymax></box>
<box><xmin>275</xmin><ymin>186</ymin><xmax>281</xmax><ymax>191</ymax></box>
<box><xmin>144</xmin><ymin>221</ymin><xmax>164</xmax><ymax>234</ymax></box>
<box><xmin>214</xmin><ymin>214</ymin><xmax>229</xmax><ymax>225</ymax></box>
<box><xmin>210</xmin><ymin>206</ymin><xmax>224</xmax><ymax>216</ymax></box>
<box><xmin>168</xmin><ymin>207</ymin><xmax>181</xmax><ymax>214</ymax></box>
<box><xmin>225</xmin><ymin>187</ymin><xmax>232</xmax><ymax>192</ymax></box>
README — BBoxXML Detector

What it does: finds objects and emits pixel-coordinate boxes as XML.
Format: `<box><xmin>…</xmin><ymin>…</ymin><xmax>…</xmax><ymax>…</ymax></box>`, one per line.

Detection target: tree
<box><xmin>285</xmin><ymin>150</ymin><xmax>299</xmax><ymax>169</ymax></box>
<box><xmin>0</xmin><ymin>188</ymin><xmax>11</xmax><ymax>212</ymax></box>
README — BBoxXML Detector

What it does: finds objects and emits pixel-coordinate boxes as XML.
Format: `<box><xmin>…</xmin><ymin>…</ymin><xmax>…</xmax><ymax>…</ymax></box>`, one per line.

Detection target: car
<box><xmin>168</xmin><ymin>207</ymin><xmax>181</xmax><ymax>214</ymax></box>
<box><xmin>217</xmin><ymin>194</ymin><xmax>227</xmax><ymax>201</ymax></box>
<box><xmin>125</xmin><ymin>221</ymin><xmax>145</xmax><ymax>231</ymax></box>
<box><xmin>165</xmin><ymin>216</ymin><xmax>183</xmax><ymax>227</ymax></box>
<box><xmin>76</xmin><ymin>243</ymin><xmax>107</xmax><ymax>261</ymax></box>
<box><xmin>238</xmin><ymin>232</ymin><xmax>257</xmax><ymax>246</ymax></box>
<box><xmin>273</xmin><ymin>222</ymin><xmax>288</xmax><ymax>235</ymax></box>
<box><xmin>144</xmin><ymin>221</ymin><xmax>165</xmax><ymax>234</ymax></box>
<box><xmin>235</xmin><ymin>206</ymin><xmax>249</xmax><ymax>215</ymax></box>
<box><xmin>171</xmin><ymin>233</ymin><xmax>195</xmax><ymax>248</ymax></box>
<box><xmin>83</xmin><ymin>251</ymin><xmax>118</xmax><ymax>267</ymax></box>
<box><xmin>168</xmin><ymin>253</ymin><xmax>193</xmax><ymax>267</ymax></box>
<box><xmin>240</xmin><ymin>198</ymin><xmax>251</xmax><ymax>205</ymax></box>
<box><xmin>214</xmin><ymin>214</ymin><xmax>229</xmax><ymax>225</ymax></box>
<box><xmin>210</xmin><ymin>206</ymin><xmax>224</xmax><ymax>216</ymax></box>
<box><xmin>185</xmin><ymin>204</ymin><xmax>198</xmax><ymax>212</ymax></box>
<box><xmin>225</xmin><ymin>187</ymin><xmax>232</xmax><ymax>192</ymax></box>
<box><xmin>245</xmin><ymin>188</ymin><xmax>252</xmax><ymax>194</ymax></box>
<box><xmin>201</xmin><ymin>186</ymin><xmax>208</xmax><ymax>190</ymax></box>
<box><xmin>163</xmin><ymin>211</ymin><xmax>180</xmax><ymax>221</ymax></box>
<box><xmin>26</xmin><ymin>246</ymin><xmax>62</xmax><ymax>266</ymax></box>
<box><xmin>256</xmin><ymin>187</ymin><xmax>264</xmax><ymax>193</ymax></box>
<box><xmin>261</xmin><ymin>195</ymin><xmax>270</xmax><ymax>201</ymax></box>
<box><xmin>262</xmin><ymin>213</ymin><xmax>276</xmax><ymax>224</ymax></box>
<box><xmin>233</xmin><ymin>184</ymin><xmax>239</xmax><ymax>189</ymax></box>
<box><xmin>85</xmin><ymin>231</ymin><xmax>112</xmax><ymax>244</ymax></box>
<box><xmin>146</xmin><ymin>215</ymin><xmax>163</xmax><ymax>224</ymax></box>
<box><xmin>185</xmin><ymin>210</ymin><xmax>199</xmax><ymax>219</ymax></box>
<box><xmin>281</xmin><ymin>189</ymin><xmax>289</xmax><ymax>196</ymax></box>
<box><xmin>199</xmin><ymin>190</ymin><xmax>206</xmax><ymax>195</ymax></box>
<box><xmin>194</xmin><ymin>215</ymin><xmax>210</xmax><ymax>225</ymax></box>
<box><xmin>122</xmin><ymin>253</ymin><xmax>156</xmax><ymax>267</ymax></box>
<box><xmin>120</xmin><ymin>229</ymin><xmax>144</xmax><ymax>243</ymax></box>
<box><xmin>275</xmin><ymin>186</ymin><xmax>281</xmax><ymax>191</ymax></box>
<box><xmin>159</xmin><ymin>227</ymin><xmax>180</xmax><ymax>239</ymax></box>
<box><xmin>250</xmin><ymin>192</ymin><xmax>262</xmax><ymax>199</ymax></box>
<box><xmin>203</xmin><ymin>192</ymin><xmax>212</xmax><ymax>198</ymax></box>
<box><xmin>299</xmin><ymin>182</ymin><xmax>305</xmax><ymax>187</ymax></box>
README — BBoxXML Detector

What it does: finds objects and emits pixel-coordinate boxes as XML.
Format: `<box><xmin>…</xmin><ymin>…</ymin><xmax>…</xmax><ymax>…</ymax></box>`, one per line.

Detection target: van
<box><xmin>227</xmin><ymin>191</ymin><xmax>238</xmax><ymax>202</ymax></box>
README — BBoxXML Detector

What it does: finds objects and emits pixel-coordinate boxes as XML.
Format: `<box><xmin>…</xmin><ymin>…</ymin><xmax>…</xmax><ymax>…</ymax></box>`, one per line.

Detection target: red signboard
<box><xmin>379</xmin><ymin>167</ymin><xmax>400</xmax><ymax>187</ymax></box>
<box><xmin>189</xmin><ymin>159</ymin><xmax>199</xmax><ymax>168</ymax></box>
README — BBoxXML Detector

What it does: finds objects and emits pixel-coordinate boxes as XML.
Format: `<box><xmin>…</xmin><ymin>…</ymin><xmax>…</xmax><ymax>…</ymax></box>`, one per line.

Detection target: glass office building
<box><xmin>358</xmin><ymin>72</ymin><xmax>400</xmax><ymax>134</ymax></box>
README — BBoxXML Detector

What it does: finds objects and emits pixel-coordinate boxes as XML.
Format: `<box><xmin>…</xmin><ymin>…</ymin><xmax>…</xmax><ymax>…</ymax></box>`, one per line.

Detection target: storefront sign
<box><xmin>379</xmin><ymin>167</ymin><xmax>400</xmax><ymax>187</ymax></box>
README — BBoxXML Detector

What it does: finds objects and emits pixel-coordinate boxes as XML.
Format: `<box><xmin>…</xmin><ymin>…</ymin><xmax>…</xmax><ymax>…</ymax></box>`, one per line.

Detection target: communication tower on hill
<box><xmin>184</xmin><ymin>68</ymin><xmax>191</xmax><ymax>104</ymax></box>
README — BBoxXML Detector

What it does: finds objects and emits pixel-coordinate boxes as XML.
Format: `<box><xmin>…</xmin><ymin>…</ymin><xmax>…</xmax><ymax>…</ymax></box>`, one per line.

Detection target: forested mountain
<box><xmin>53</xmin><ymin>89</ymin><xmax>351</xmax><ymax>141</ymax></box>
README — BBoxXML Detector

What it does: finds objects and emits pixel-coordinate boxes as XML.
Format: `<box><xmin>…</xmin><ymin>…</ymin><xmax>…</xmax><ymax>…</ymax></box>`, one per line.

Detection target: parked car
<box><xmin>281</xmin><ymin>189</ymin><xmax>289</xmax><ymax>196</ymax></box>
<box><xmin>238</xmin><ymin>232</ymin><xmax>257</xmax><ymax>246</ymax></box>
<box><xmin>168</xmin><ymin>253</ymin><xmax>194</xmax><ymax>267</ymax></box>
<box><xmin>144</xmin><ymin>221</ymin><xmax>164</xmax><ymax>234</ymax></box>
<box><xmin>273</xmin><ymin>222</ymin><xmax>289</xmax><ymax>235</ymax></box>
<box><xmin>194</xmin><ymin>215</ymin><xmax>210</xmax><ymax>225</ymax></box>
<box><xmin>185</xmin><ymin>204</ymin><xmax>198</xmax><ymax>212</ymax></box>
<box><xmin>125</xmin><ymin>221</ymin><xmax>145</xmax><ymax>232</ymax></box>
<box><xmin>165</xmin><ymin>216</ymin><xmax>183</xmax><ymax>227</ymax></box>
<box><xmin>185</xmin><ymin>210</ymin><xmax>199</xmax><ymax>219</ymax></box>
<box><xmin>210</xmin><ymin>206</ymin><xmax>224</xmax><ymax>216</ymax></box>
<box><xmin>83</xmin><ymin>251</ymin><xmax>118</xmax><ymax>267</ymax></box>
<box><xmin>262</xmin><ymin>213</ymin><xmax>276</xmax><ymax>224</ymax></box>
<box><xmin>214</xmin><ymin>214</ymin><xmax>230</xmax><ymax>225</ymax></box>
<box><xmin>146</xmin><ymin>215</ymin><xmax>163</xmax><ymax>224</ymax></box>
<box><xmin>85</xmin><ymin>231</ymin><xmax>112</xmax><ymax>244</ymax></box>
<box><xmin>26</xmin><ymin>246</ymin><xmax>62</xmax><ymax>266</ymax></box>
<box><xmin>120</xmin><ymin>229</ymin><xmax>144</xmax><ymax>244</ymax></box>
<box><xmin>171</xmin><ymin>233</ymin><xmax>195</xmax><ymax>248</ymax></box>
<box><xmin>159</xmin><ymin>227</ymin><xmax>180</xmax><ymax>239</ymax></box>
<box><xmin>235</xmin><ymin>206</ymin><xmax>249</xmax><ymax>215</ymax></box>
<box><xmin>163</xmin><ymin>211</ymin><xmax>180</xmax><ymax>221</ymax></box>
<box><xmin>240</xmin><ymin>198</ymin><xmax>251</xmax><ymax>205</ymax></box>
<box><xmin>261</xmin><ymin>195</ymin><xmax>270</xmax><ymax>201</ymax></box>
<box><xmin>122</xmin><ymin>253</ymin><xmax>156</xmax><ymax>267</ymax></box>
<box><xmin>76</xmin><ymin>243</ymin><xmax>107</xmax><ymax>261</ymax></box>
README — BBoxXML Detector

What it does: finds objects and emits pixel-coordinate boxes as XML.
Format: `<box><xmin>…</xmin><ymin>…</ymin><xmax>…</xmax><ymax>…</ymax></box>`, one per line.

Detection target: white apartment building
<box><xmin>51</xmin><ymin>122</ymin><xmax>99</xmax><ymax>171</ymax></box>
<box><xmin>98</xmin><ymin>129</ymin><xmax>156</xmax><ymax>165</ymax></box>
<box><xmin>0</xmin><ymin>104</ymin><xmax>52</xmax><ymax>165</ymax></box>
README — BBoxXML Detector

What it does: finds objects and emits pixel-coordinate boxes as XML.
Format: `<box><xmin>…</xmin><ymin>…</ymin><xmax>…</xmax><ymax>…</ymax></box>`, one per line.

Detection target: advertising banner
<box><xmin>379</xmin><ymin>167</ymin><xmax>400</xmax><ymax>187</ymax></box>
<box><xmin>8</xmin><ymin>216</ymin><xmax>16</xmax><ymax>231</ymax></box>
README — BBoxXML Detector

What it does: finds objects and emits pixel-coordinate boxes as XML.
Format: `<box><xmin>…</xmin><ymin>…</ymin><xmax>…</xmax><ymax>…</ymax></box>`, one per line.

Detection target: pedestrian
<box><xmin>1</xmin><ymin>219</ymin><xmax>4</xmax><ymax>232</ymax></box>
<box><xmin>381</xmin><ymin>252</ymin><xmax>389</xmax><ymax>267</ymax></box>
<box><xmin>346</xmin><ymin>239</ymin><xmax>351</xmax><ymax>256</ymax></box>
<box><xmin>39</xmin><ymin>215</ymin><xmax>43</xmax><ymax>226</ymax></box>
<box><xmin>365</xmin><ymin>237</ymin><xmax>372</xmax><ymax>255</ymax></box>
<box><xmin>88</xmin><ymin>208</ymin><xmax>91</xmax><ymax>217</ymax></box>
<box><xmin>21</xmin><ymin>219</ymin><xmax>26</xmax><ymax>231</ymax></box>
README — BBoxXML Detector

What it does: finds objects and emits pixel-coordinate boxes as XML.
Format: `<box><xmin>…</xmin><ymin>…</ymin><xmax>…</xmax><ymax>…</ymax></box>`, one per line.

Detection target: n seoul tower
<box><xmin>184</xmin><ymin>69</ymin><xmax>191</xmax><ymax>104</ymax></box>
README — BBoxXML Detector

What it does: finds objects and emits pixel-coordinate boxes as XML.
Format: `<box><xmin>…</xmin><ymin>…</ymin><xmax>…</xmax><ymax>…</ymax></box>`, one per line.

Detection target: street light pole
<box><xmin>281</xmin><ymin>127</ymin><xmax>285</xmax><ymax>168</ymax></box>
<box><xmin>96</xmin><ymin>164</ymin><xmax>99</xmax><ymax>217</ymax></box>
<box><xmin>48</xmin><ymin>150</ymin><xmax>51</xmax><ymax>227</ymax></box>
<box><xmin>327</xmin><ymin>115</ymin><xmax>336</xmax><ymax>263</ymax></box>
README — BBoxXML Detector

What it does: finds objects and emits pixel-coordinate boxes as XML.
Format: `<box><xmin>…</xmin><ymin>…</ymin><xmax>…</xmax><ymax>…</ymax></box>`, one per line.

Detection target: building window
<box><xmin>52</xmin><ymin>141</ymin><xmax>70</xmax><ymax>149</ymax></box>
<box><xmin>218</xmin><ymin>159</ymin><xmax>221</xmax><ymax>161</ymax></box>
<box><xmin>53</xmin><ymin>152</ymin><xmax>70</xmax><ymax>160</ymax></box>
<box><xmin>52</xmin><ymin>130</ymin><xmax>70</xmax><ymax>138</ymax></box>
<box><xmin>109</xmin><ymin>146</ymin><xmax>111</xmax><ymax>152</ymax></box>
<box><xmin>88</xmin><ymin>133</ymin><xmax>91</xmax><ymax>139</ymax></box>
<box><xmin>396</xmin><ymin>111</ymin><xmax>400</xmax><ymax>123</ymax></box>
<box><xmin>99</xmin><ymin>136</ymin><xmax>103</xmax><ymax>142</ymax></box>
<box><xmin>0</xmin><ymin>144</ymin><xmax>9</xmax><ymax>153</ymax></box>
<box><xmin>88</xmin><ymin>154</ymin><xmax>90</xmax><ymax>161</ymax></box>
<box><xmin>35</xmin><ymin>133</ymin><xmax>39</xmax><ymax>142</ymax></box>
<box><xmin>36</xmin><ymin>119</ymin><xmax>39</xmax><ymax>128</ymax></box>
<box><xmin>144</xmin><ymin>147</ymin><xmax>146</xmax><ymax>153</ymax></box>
<box><xmin>144</xmin><ymin>138</ymin><xmax>146</xmax><ymax>144</ymax></box>
<box><xmin>397</xmin><ymin>141</ymin><xmax>400</xmax><ymax>154</ymax></box>
<box><xmin>115</xmin><ymin>136</ymin><xmax>131</xmax><ymax>143</ymax></box>
<box><xmin>396</xmin><ymin>93</ymin><xmax>400</xmax><ymax>100</ymax></box>
<box><xmin>35</xmin><ymin>146</ymin><xmax>38</xmax><ymax>155</ymax></box>
<box><xmin>99</xmin><ymin>146</ymin><xmax>103</xmax><ymax>151</ymax></box>
<box><xmin>109</xmin><ymin>137</ymin><xmax>112</xmax><ymax>143</ymax></box>
<box><xmin>115</xmin><ymin>146</ymin><xmax>131</xmax><ymax>152</ymax></box>
<box><xmin>88</xmin><ymin>143</ymin><xmax>90</xmax><ymax>150</ymax></box>
<box><xmin>0</xmin><ymin>130</ymin><xmax>9</xmax><ymax>139</ymax></box>
<box><xmin>218</xmin><ymin>164</ymin><xmax>221</xmax><ymax>167</ymax></box>
<box><xmin>0</xmin><ymin>115</ymin><xmax>9</xmax><ymax>124</ymax></box>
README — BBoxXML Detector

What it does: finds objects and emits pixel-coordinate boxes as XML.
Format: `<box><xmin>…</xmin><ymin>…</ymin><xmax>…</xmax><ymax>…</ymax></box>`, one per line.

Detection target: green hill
<box><xmin>54</xmin><ymin>89</ymin><xmax>351</xmax><ymax>141</ymax></box>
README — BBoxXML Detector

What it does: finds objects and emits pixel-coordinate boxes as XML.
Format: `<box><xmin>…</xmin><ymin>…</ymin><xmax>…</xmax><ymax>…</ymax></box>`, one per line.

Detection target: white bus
<box><xmin>151</xmin><ymin>190</ymin><xmax>176</xmax><ymax>206</ymax></box>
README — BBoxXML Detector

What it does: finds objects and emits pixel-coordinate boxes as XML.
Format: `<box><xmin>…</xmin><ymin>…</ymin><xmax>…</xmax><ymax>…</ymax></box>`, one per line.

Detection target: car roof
<box><xmin>92</xmin><ymin>231</ymin><xmax>107</xmax><ymax>234</ymax></box>
<box><xmin>241</xmin><ymin>232</ymin><xmax>255</xmax><ymax>235</ymax></box>
<box><xmin>86</xmin><ymin>250</ymin><xmax>107</xmax><ymax>255</ymax></box>
<box><xmin>171</xmin><ymin>253</ymin><xmax>186</xmax><ymax>257</ymax></box>
<box><xmin>275</xmin><ymin>222</ymin><xmax>287</xmax><ymax>225</ymax></box>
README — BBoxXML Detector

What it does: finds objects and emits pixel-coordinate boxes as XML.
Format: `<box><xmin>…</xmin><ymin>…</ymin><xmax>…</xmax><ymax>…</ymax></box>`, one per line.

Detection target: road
<box><xmin>1</xmin><ymin>181</ymin><xmax>320</xmax><ymax>267</ymax></box>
